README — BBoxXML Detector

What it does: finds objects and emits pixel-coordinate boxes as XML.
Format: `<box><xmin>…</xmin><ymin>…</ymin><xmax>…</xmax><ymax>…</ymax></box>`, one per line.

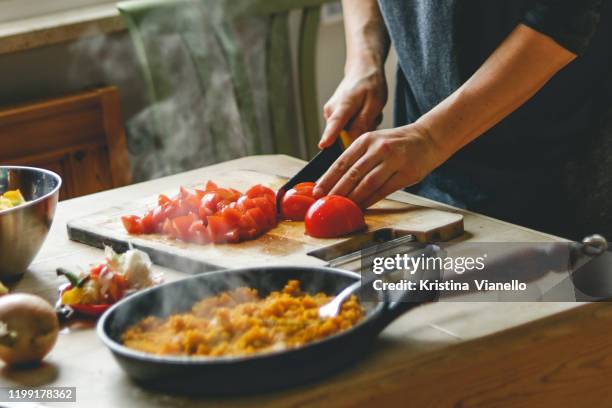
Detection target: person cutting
<box><xmin>314</xmin><ymin>0</ymin><xmax>612</xmax><ymax>239</ymax></box>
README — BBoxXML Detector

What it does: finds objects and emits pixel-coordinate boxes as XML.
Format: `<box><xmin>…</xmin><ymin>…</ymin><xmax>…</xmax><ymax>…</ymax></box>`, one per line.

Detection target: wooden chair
<box><xmin>0</xmin><ymin>87</ymin><xmax>132</xmax><ymax>200</ymax></box>
<box><xmin>118</xmin><ymin>0</ymin><xmax>336</xmax><ymax>163</ymax></box>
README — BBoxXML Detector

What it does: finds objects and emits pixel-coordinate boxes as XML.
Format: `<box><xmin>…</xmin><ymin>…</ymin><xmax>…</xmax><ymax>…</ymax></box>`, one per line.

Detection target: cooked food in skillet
<box><xmin>0</xmin><ymin>189</ymin><xmax>26</xmax><ymax>211</ymax></box>
<box><xmin>122</xmin><ymin>280</ymin><xmax>364</xmax><ymax>357</ymax></box>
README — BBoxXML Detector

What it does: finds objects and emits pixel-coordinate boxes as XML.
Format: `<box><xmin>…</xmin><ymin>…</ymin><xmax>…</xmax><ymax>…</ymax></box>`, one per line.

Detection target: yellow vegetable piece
<box><xmin>0</xmin><ymin>189</ymin><xmax>25</xmax><ymax>211</ymax></box>
<box><xmin>2</xmin><ymin>190</ymin><xmax>25</xmax><ymax>206</ymax></box>
<box><xmin>61</xmin><ymin>288</ymin><xmax>85</xmax><ymax>305</ymax></box>
<box><xmin>0</xmin><ymin>197</ymin><xmax>11</xmax><ymax>211</ymax></box>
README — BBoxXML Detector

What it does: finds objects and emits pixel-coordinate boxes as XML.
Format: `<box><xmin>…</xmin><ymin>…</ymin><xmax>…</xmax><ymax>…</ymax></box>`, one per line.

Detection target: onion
<box><xmin>0</xmin><ymin>294</ymin><xmax>59</xmax><ymax>366</ymax></box>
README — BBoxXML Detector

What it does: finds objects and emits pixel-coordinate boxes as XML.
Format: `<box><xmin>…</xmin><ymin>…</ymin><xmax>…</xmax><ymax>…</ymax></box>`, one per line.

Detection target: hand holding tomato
<box><xmin>313</xmin><ymin>124</ymin><xmax>445</xmax><ymax>208</ymax></box>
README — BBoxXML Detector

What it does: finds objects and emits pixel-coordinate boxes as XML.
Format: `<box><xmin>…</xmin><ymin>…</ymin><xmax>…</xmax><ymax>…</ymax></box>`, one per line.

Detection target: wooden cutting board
<box><xmin>67</xmin><ymin>170</ymin><xmax>463</xmax><ymax>273</ymax></box>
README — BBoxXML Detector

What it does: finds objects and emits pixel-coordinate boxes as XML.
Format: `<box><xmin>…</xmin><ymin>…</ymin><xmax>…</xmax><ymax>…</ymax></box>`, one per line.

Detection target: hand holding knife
<box><xmin>276</xmin><ymin>130</ymin><xmax>355</xmax><ymax>213</ymax></box>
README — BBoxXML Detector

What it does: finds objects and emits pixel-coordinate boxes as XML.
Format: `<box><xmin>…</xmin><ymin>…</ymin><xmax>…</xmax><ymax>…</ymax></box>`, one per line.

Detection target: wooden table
<box><xmin>2</xmin><ymin>155</ymin><xmax>611</xmax><ymax>407</ymax></box>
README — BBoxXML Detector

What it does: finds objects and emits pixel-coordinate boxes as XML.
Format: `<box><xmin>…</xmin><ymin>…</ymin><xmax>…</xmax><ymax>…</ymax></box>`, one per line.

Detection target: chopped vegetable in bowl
<box><xmin>0</xmin><ymin>190</ymin><xmax>25</xmax><ymax>211</ymax></box>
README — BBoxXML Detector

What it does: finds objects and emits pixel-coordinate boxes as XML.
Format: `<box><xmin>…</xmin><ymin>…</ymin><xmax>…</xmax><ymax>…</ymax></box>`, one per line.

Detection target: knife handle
<box><xmin>339</xmin><ymin>130</ymin><xmax>354</xmax><ymax>150</ymax></box>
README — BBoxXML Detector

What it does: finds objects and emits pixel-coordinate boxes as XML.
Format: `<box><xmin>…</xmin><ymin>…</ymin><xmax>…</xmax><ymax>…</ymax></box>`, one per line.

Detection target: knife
<box><xmin>276</xmin><ymin>130</ymin><xmax>354</xmax><ymax>213</ymax></box>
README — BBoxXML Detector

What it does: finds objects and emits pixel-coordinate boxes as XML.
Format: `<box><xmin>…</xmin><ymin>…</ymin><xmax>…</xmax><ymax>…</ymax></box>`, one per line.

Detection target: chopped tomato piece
<box><xmin>246</xmin><ymin>207</ymin><xmax>268</xmax><ymax>230</ymax></box>
<box><xmin>239</xmin><ymin>227</ymin><xmax>259</xmax><ymax>240</ymax></box>
<box><xmin>205</xmin><ymin>180</ymin><xmax>218</xmax><ymax>191</ymax></box>
<box><xmin>122</xmin><ymin>215</ymin><xmax>144</xmax><ymax>234</ymax></box>
<box><xmin>122</xmin><ymin>181</ymin><xmax>280</xmax><ymax>244</ymax></box>
<box><xmin>172</xmin><ymin>215</ymin><xmax>196</xmax><ymax>239</ymax></box>
<box><xmin>237</xmin><ymin>196</ymin><xmax>256</xmax><ymax>212</ymax></box>
<box><xmin>158</xmin><ymin>194</ymin><xmax>171</xmax><ymax>206</ymax></box>
<box><xmin>207</xmin><ymin>215</ymin><xmax>230</xmax><ymax>243</ymax></box>
<box><xmin>221</xmin><ymin>207</ymin><xmax>242</xmax><ymax>227</ymax></box>
<box><xmin>246</xmin><ymin>184</ymin><xmax>276</xmax><ymax>200</ymax></box>
<box><xmin>293</xmin><ymin>182</ymin><xmax>315</xmax><ymax>196</ymax></box>
<box><xmin>252</xmin><ymin>197</ymin><xmax>276</xmax><ymax>225</ymax></box>
<box><xmin>224</xmin><ymin>228</ymin><xmax>240</xmax><ymax>243</ymax></box>
<box><xmin>141</xmin><ymin>211</ymin><xmax>156</xmax><ymax>233</ymax></box>
<box><xmin>238</xmin><ymin>211</ymin><xmax>258</xmax><ymax>229</ymax></box>
<box><xmin>202</xmin><ymin>192</ymin><xmax>221</xmax><ymax>212</ymax></box>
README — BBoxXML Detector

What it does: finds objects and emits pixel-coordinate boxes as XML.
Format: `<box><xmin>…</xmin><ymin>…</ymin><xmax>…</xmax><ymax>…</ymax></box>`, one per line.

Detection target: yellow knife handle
<box><xmin>339</xmin><ymin>130</ymin><xmax>354</xmax><ymax>150</ymax></box>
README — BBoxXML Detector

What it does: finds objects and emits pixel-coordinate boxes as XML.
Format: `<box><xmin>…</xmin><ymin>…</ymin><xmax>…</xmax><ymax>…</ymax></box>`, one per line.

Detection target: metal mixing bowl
<box><xmin>0</xmin><ymin>166</ymin><xmax>61</xmax><ymax>282</ymax></box>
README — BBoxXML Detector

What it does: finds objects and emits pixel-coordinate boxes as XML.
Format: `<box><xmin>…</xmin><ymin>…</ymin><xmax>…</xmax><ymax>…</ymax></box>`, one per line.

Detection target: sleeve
<box><xmin>522</xmin><ymin>0</ymin><xmax>604</xmax><ymax>55</ymax></box>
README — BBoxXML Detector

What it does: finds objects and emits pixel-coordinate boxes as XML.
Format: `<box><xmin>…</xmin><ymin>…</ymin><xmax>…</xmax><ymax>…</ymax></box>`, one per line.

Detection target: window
<box><xmin>0</xmin><ymin>0</ymin><xmax>114</xmax><ymax>23</ymax></box>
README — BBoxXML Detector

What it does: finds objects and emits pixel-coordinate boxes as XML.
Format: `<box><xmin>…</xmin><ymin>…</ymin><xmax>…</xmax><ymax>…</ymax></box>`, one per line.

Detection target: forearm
<box><xmin>416</xmin><ymin>24</ymin><xmax>576</xmax><ymax>160</ymax></box>
<box><xmin>341</xmin><ymin>0</ymin><xmax>390</xmax><ymax>72</ymax></box>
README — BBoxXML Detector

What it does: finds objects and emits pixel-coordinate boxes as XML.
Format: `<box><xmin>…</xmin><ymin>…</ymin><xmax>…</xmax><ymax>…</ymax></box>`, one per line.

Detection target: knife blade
<box><xmin>276</xmin><ymin>130</ymin><xmax>353</xmax><ymax>213</ymax></box>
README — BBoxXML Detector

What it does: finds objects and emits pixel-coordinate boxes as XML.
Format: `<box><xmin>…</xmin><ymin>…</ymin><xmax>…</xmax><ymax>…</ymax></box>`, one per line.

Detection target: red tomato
<box><xmin>293</xmin><ymin>182</ymin><xmax>315</xmax><ymax>196</ymax></box>
<box><xmin>304</xmin><ymin>195</ymin><xmax>366</xmax><ymax>238</ymax></box>
<box><xmin>205</xmin><ymin>180</ymin><xmax>218</xmax><ymax>191</ymax></box>
<box><xmin>246</xmin><ymin>184</ymin><xmax>275</xmax><ymax>199</ymax></box>
<box><xmin>280</xmin><ymin>182</ymin><xmax>317</xmax><ymax>221</ymax></box>
<box><xmin>121</xmin><ymin>215</ymin><xmax>144</xmax><ymax>234</ymax></box>
<box><xmin>238</xmin><ymin>212</ymin><xmax>258</xmax><ymax>230</ymax></box>
<box><xmin>122</xmin><ymin>181</ymin><xmax>280</xmax><ymax>245</ymax></box>
<box><xmin>141</xmin><ymin>211</ymin><xmax>156</xmax><ymax>233</ymax></box>
<box><xmin>281</xmin><ymin>193</ymin><xmax>316</xmax><ymax>221</ymax></box>
<box><xmin>240</xmin><ymin>228</ymin><xmax>259</xmax><ymax>240</ymax></box>
<box><xmin>252</xmin><ymin>197</ymin><xmax>276</xmax><ymax>225</ymax></box>
<box><xmin>202</xmin><ymin>192</ymin><xmax>221</xmax><ymax>212</ymax></box>
<box><xmin>207</xmin><ymin>215</ymin><xmax>230</xmax><ymax>243</ymax></box>
<box><xmin>179</xmin><ymin>186</ymin><xmax>191</xmax><ymax>199</ymax></box>
<box><xmin>158</xmin><ymin>194</ymin><xmax>171</xmax><ymax>206</ymax></box>
<box><xmin>246</xmin><ymin>207</ymin><xmax>268</xmax><ymax>230</ymax></box>
<box><xmin>188</xmin><ymin>220</ymin><xmax>209</xmax><ymax>244</ymax></box>
<box><xmin>151</xmin><ymin>205</ymin><xmax>166</xmax><ymax>225</ymax></box>
<box><xmin>224</xmin><ymin>228</ymin><xmax>240</xmax><ymax>243</ymax></box>
<box><xmin>90</xmin><ymin>263</ymin><xmax>106</xmax><ymax>279</ymax></box>
<box><xmin>198</xmin><ymin>203</ymin><xmax>214</xmax><ymax>220</ymax></box>
<box><xmin>172</xmin><ymin>215</ymin><xmax>196</xmax><ymax>239</ymax></box>
<box><xmin>237</xmin><ymin>196</ymin><xmax>256</xmax><ymax>212</ymax></box>
<box><xmin>220</xmin><ymin>207</ymin><xmax>242</xmax><ymax>227</ymax></box>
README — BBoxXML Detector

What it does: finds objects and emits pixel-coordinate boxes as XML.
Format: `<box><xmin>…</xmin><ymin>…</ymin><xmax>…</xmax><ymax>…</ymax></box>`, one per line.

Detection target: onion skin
<box><xmin>0</xmin><ymin>294</ymin><xmax>59</xmax><ymax>366</ymax></box>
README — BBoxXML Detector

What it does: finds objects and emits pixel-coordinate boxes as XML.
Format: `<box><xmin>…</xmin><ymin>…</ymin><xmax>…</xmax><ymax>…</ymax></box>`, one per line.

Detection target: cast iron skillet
<box><xmin>97</xmin><ymin>265</ymin><xmax>438</xmax><ymax>395</ymax></box>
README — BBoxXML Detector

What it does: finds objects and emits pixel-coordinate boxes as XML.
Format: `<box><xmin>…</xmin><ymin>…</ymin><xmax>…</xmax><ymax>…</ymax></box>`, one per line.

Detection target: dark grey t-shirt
<box><xmin>378</xmin><ymin>0</ymin><xmax>612</xmax><ymax>236</ymax></box>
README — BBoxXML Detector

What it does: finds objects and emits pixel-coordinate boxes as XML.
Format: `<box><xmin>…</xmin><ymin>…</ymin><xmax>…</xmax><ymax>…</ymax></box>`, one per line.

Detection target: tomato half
<box><xmin>304</xmin><ymin>195</ymin><xmax>366</xmax><ymax>238</ymax></box>
<box><xmin>280</xmin><ymin>182</ymin><xmax>317</xmax><ymax>221</ymax></box>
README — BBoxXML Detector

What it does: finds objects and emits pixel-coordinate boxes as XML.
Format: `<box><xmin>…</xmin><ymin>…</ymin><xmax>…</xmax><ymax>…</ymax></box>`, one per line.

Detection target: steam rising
<box><xmin>69</xmin><ymin>1</ymin><xmax>277</xmax><ymax>181</ymax></box>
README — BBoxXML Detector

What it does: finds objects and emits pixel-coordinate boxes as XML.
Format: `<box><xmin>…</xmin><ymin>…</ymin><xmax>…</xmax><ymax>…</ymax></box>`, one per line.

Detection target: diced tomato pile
<box><xmin>121</xmin><ymin>181</ymin><xmax>278</xmax><ymax>244</ymax></box>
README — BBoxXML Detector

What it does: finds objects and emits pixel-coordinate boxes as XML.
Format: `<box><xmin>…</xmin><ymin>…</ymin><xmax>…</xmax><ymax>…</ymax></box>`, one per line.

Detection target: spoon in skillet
<box><xmin>319</xmin><ymin>243</ymin><xmax>443</xmax><ymax>319</ymax></box>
